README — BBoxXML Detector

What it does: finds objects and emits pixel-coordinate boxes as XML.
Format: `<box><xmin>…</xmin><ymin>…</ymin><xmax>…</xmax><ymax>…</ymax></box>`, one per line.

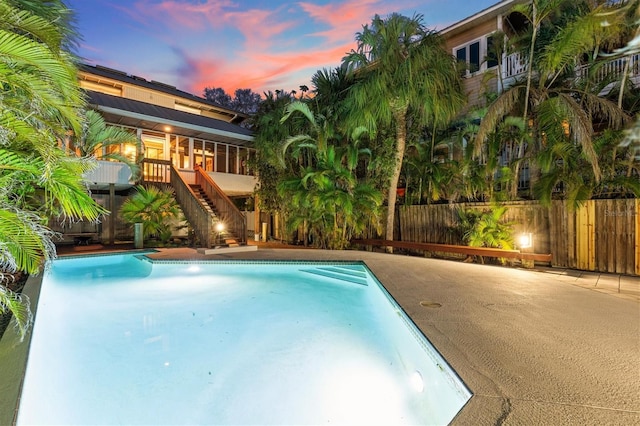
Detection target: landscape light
<box><xmin>518</xmin><ymin>233</ymin><xmax>533</xmax><ymax>249</ymax></box>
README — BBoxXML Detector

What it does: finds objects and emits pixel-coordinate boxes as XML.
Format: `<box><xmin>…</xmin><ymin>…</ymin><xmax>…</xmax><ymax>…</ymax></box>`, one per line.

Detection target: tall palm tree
<box><xmin>476</xmin><ymin>0</ymin><xmax>630</xmax><ymax>200</ymax></box>
<box><xmin>278</xmin><ymin>102</ymin><xmax>382</xmax><ymax>248</ymax></box>
<box><xmin>0</xmin><ymin>0</ymin><xmax>105</xmax><ymax>339</ymax></box>
<box><xmin>343</xmin><ymin>13</ymin><xmax>464</xmax><ymax>250</ymax></box>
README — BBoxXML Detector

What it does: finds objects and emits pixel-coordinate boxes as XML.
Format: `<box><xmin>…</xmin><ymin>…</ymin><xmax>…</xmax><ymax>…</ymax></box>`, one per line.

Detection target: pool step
<box><xmin>301</xmin><ymin>265</ymin><xmax>368</xmax><ymax>286</ymax></box>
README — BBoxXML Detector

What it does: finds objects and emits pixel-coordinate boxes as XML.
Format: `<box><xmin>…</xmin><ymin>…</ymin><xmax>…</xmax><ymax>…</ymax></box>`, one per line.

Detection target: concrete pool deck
<box><xmin>2</xmin><ymin>246</ymin><xmax>639</xmax><ymax>425</ymax></box>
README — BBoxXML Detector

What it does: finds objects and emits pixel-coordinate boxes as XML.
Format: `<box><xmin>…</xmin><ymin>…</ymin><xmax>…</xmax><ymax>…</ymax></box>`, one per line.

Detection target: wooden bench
<box><xmin>351</xmin><ymin>239</ymin><xmax>553</xmax><ymax>263</ymax></box>
<box><xmin>65</xmin><ymin>233</ymin><xmax>99</xmax><ymax>246</ymax></box>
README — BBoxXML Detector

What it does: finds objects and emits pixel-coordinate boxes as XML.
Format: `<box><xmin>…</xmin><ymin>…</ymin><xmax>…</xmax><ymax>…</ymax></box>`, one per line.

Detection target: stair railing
<box><xmin>194</xmin><ymin>165</ymin><xmax>247</xmax><ymax>245</ymax></box>
<box><xmin>169</xmin><ymin>165</ymin><xmax>214</xmax><ymax>248</ymax></box>
<box><xmin>141</xmin><ymin>159</ymin><xmax>171</xmax><ymax>184</ymax></box>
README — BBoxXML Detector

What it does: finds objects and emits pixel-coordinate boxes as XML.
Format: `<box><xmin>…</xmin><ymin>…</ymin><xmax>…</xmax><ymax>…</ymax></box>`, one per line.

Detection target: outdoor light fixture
<box><xmin>215</xmin><ymin>222</ymin><xmax>225</xmax><ymax>233</ymax></box>
<box><xmin>410</xmin><ymin>370</ymin><xmax>424</xmax><ymax>393</ymax></box>
<box><xmin>518</xmin><ymin>233</ymin><xmax>533</xmax><ymax>249</ymax></box>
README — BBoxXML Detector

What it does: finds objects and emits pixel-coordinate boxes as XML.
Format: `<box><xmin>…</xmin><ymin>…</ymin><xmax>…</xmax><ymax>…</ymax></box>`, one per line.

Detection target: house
<box><xmin>57</xmin><ymin>64</ymin><xmax>258</xmax><ymax>247</ymax></box>
<box><xmin>440</xmin><ymin>0</ymin><xmax>640</xmax><ymax>108</ymax></box>
<box><xmin>438</xmin><ymin>0</ymin><xmax>639</xmax><ymax>193</ymax></box>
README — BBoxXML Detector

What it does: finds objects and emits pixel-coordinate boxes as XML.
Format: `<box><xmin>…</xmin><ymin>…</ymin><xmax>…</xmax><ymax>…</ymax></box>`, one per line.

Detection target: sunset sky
<box><xmin>66</xmin><ymin>0</ymin><xmax>499</xmax><ymax>97</ymax></box>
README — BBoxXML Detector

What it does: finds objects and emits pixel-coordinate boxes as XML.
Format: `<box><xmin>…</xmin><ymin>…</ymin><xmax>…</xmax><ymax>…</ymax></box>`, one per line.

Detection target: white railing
<box><xmin>503</xmin><ymin>51</ymin><xmax>640</xmax><ymax>84</ymax></box>
<box><xmin>503</xmin><ymin>51</ymin><xmax>527</xmax><ymax>79</ymax></box>
<box><xmin>576</xmin><ymin>53</ymin><xmax>640</xmax><ymax>84</ymax></box>
<box><xmin>83</xmin><ymin>160</ymin><xmax>133</xmax><ymax>185</ymax></box>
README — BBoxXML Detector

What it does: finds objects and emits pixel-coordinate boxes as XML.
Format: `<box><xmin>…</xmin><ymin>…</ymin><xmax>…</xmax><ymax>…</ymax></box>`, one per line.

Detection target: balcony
<box><xmin>83</xmin><ymin>160</ymin><xmax>135</xmax><ymax>191</ymax></box>
<box><xmin>501</xmin><ymin>51</ymin><xmax>640</xmax><ymax>91</ymax></box>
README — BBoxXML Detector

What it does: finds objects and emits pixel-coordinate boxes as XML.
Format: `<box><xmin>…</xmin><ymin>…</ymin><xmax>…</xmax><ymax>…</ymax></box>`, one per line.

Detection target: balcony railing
<box><xmin>576</xmin><ymin>52</ymin><xmax>640</xmax><ymax>83</ymax></box>
<box><xmin>503</xmin><ymin>51</ymin><xmax>640</xmax><ymax>84</ymax></box>
<box><xmin>504</xmin><ymin>51</ymin><xmax>527</xmax><ymax>79</ymax></box>
<box><xmin>83</xmin><ymin>160</ymin><xmax>134</xmax><ymax>186</ymax></box>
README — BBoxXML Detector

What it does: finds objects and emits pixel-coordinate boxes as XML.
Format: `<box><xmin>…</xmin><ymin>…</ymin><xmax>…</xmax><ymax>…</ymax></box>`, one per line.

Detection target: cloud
<box><xmin>127</xmin><ymin>0</ymin><xmax>236</xmax><ymax>30</ymax></box>
<box><xmin>99</xmin><ymin>0</ymin><xmax>436</xmax><ymax>97</ymax></box>
<box><xmin>173</xmin><ymin>39</ymin><xmax>355</xmax><ymax>95</ymax></box>
<box><xmin>298</xmin><ymin>0</ymin><xmax>415</xmax><ymax>43</ymax></box>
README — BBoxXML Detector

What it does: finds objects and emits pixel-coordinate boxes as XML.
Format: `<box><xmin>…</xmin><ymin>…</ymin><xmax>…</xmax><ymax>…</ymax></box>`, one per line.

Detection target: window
<box><xmin>454</xmin><ymin>34</ymin><xmax>499</xmax><ymax>77</ymax></box>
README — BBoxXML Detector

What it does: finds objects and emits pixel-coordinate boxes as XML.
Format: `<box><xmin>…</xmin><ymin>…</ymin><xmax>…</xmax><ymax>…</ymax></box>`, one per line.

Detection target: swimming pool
<box><xmin>17</xmin><ymin>253</ymin><xmax>471</xmax><ymax>425</ymax></box>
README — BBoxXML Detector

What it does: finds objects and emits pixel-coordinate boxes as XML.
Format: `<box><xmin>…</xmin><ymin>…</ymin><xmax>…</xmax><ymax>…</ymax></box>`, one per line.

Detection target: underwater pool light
<box><xmin>411</xmin><ymin>370</ymin><xmax>424</xmax><ymax>393</ymax></box>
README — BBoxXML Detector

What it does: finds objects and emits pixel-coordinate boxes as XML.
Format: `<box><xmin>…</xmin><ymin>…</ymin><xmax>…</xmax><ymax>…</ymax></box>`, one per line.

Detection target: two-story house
<box><xmin>440</xmin><ymin>0</ymin><xmax>529</xmax><ymax>108</ymax></box>
<box><xmin>442</xmin><ymin>0</ymin><xmax>640</xmax><ymax>107</ymax></box>
<box><xmin>58</xmin><ymin>64</ymin><xmax>258</xmax><ymax>248</ymax></box>
<box><xmin>438</xmin><ymin>0</ymin><xmax>639</xmax><ymax>191</ymax></box>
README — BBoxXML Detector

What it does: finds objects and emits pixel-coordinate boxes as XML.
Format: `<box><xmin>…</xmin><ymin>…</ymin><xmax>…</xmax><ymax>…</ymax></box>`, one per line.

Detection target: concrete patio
<box><xmin>2</xmin><ymin>247</ymin><xmax>639</xmax><ymax>425</ymax></box>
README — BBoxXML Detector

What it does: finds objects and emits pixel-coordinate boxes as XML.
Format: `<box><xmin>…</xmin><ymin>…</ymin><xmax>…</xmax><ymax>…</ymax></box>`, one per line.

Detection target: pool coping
<box><xmin>0</xmin><ymin>273</ymin><xmax>42</xmax><ymax>426</ymax></box>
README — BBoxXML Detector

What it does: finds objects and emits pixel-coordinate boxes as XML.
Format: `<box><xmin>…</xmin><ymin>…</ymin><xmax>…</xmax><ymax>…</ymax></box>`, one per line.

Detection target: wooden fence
<box><xmin>398</xmin><ymin>199</ymin><xmax>639</xmax><ymax>275</ymax></box>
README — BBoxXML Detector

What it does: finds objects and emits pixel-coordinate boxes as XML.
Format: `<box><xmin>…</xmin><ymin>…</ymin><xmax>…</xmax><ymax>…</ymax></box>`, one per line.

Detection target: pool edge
<box><xmin>0</xmin><ymin>274</ymin><xmax>43</xmax><ymax>426</ymax></box>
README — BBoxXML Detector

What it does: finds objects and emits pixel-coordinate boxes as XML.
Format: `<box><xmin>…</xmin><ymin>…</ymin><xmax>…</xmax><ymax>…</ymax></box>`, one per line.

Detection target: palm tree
<box><xmin>120</xmin><ymin>185</ymin><xmax>182</xmax><ymax>244</ymax></box>
<box><xmin>250</xmin><ymin>90</ymin><xmax>295</xmax><ymax>214</ymax></box>
<box><xmin>475</xmin><ymin>0</ymin><xmax>630</xmax><ymax>200</ymax></box>
<box><xmin>74</xmin><ymin>110</ymin><xmax>142</xmax><ymax>179</ymax></box>
<box><xmin>0</xmin><ymin>0</ymin><xmax>105</xmax><ymax>339</ymax></box>
<box><xmin>343</xmin><ymin>13</ymin><xmax>465</xmax><ymax>250</ymax></box>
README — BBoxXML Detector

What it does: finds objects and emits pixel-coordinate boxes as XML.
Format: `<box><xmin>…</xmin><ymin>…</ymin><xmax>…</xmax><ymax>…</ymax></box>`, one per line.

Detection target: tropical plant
<box><xmin>0</xmin><ymin>0</ymin><xmax>106</xmax><ymax>339</ymax></box>
<box><xmin>278</xmin><ymin>145</ymin><xmax>382</xmax><ymax>249</ymax></box>
<box><xmin>343</xmin><ymin>13</ymin><xmax>465</xmax><ymax>249</ymax></box>
<box><xmin>475</xmin><ymin>0</ymin><xmax>632</xmax><ymax>202</ymax></box>
<box><xmin>277</xmin><ymin>102</ymin><xmax>382</xmax><ymax>249</ymax></box>
<box><xmin>120</xmin><ymin>185</ymin><xmax>183</xmax><ymax>244</ymax></box>
<box><xmin>454</xmin><ymin>205</ymin><xmax>515</xmax><ymax>264</ymax></box>
<box><xmin>250</xmin><ymin>90</ymin><xmax>295</xmax><ymax>215</ymax></box>
<box><xmin>73</xmin><ymin>110</ymin><xmax>141</xmax><ymax>179</ymax></box>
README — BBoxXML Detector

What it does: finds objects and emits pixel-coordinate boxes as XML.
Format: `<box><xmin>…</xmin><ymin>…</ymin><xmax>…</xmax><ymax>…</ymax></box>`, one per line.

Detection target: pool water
<box><xmin>17</xmin><ymin>253</ymin><xmax>471</xmax><ymax>425</ymax></box>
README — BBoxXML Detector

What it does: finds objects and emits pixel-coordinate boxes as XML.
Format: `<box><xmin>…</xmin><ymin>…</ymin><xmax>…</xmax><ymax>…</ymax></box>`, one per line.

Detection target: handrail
<box><xmin>170</xmin><ymin>165</ymin><xmax>213</xmax><ymax>248</ymax></box>
<box><xmin>194</xmin><ymin>165</ymin><xmax>247</xmax><ymax>245</ymax></box>
<box><xmin>141</xmin><ymin>158</ymin><xmax>171</xmax><ymax>184</ymax></box>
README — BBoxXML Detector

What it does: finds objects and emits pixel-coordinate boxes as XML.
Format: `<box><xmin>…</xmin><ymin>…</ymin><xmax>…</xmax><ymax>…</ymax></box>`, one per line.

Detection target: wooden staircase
<box><xmin>190</xmin><ymin>184</ymin><xmax>241</xmax><ymax>247</ymax></box>
<box><xmin>141</xmin><ymin>159</ymin><xmax>247</xmax><ymax>248</ymax></box>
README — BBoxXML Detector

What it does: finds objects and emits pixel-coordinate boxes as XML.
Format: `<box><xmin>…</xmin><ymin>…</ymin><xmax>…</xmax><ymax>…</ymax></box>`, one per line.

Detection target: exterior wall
<box><xmin>78</xmin><ymin>69</ymin><xmax>242</xmax><ymax>123</ymax></box>
<box><xmin>83</xmin><ymin>161</ymin><xmax>133</xmax><ymax>186</ymax></box>
<box><xmin>122</xmin><ymin>86</ymin><xmax>175</xmax><ymax>109</ymax></box>
<box><xmin>444</xmin><ymin>18</ymin><xmax>501</xmax><ymax>108</ymax></box>
<box><xmin>444</xmin><ymin>19</ymin><xmax>498</xmax><ymax>53</ymax></box>
<box><xmin>462</xmin><ymin>69</ymin><xmax>499</xmax><ymax>108</ymax></box>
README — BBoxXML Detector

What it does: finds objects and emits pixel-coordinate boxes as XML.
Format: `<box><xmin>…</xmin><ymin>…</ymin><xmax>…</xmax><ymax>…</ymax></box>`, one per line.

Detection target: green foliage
<box><xmin>343</xmin><ymin>12</ymin><xmax>465</xmax><ymax>243</ymax></box>
<box><xmin>74</xmin><ymin>110</ymin><xmax>142</xmax><ymax>180</ymax></box>
<box><xmin>0</xmin><ymin>282</ymin><xmax>32</xmax><ymax>340</ymax></box>
<box><xmin>455</xmin><ymin>205</ymin><xmax>515</xmax><ymax>251</ymax></box>
<box><xmin>278</xmin><ymin>145</ymin><xmax>382</xmax><ymax>249</ymax></box>
<box><xmin>120</xmin><ymin>185</ymin><xmax>183</xmax><ymax>244</ymax></box>
<box><xmin>0</xmin><ymin>0</ymin><xmax>107</xmax><ymax>339</ymax></box>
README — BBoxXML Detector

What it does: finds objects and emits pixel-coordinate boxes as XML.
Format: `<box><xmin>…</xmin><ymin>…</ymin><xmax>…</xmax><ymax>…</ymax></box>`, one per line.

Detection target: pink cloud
<box><xmin>177</xmin><ymin>42</ymin><xmax>356</xmax><ymax>95</ymax></box>
<box><xmin>298</xmin><ymin>0</ymin><xmax>411</xmax><ymax>43</ymax></box>
<box><xmin>127</xmin><ymin>0</ymin><xmax>296</xmax><ymax>48</ymax></box>
<box><xmin>223</xmin><ymin>9</ymin><xmax>298</xmax><ymax>50</ymax></box>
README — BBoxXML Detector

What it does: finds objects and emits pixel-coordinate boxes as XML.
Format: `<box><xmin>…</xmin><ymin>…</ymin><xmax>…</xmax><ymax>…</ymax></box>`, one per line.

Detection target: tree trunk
<box><xmin>385</xmin><ymin>107</ymin><xmax>408</xmax><ymax>253</ymax></box>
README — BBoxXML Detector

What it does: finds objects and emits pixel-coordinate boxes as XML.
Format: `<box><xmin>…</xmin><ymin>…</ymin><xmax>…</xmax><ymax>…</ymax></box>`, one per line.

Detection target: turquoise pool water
<box><xmin>17</xmin><ymin>253</ymin><xmax>471</xmax><ymax>425</ymax></box>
